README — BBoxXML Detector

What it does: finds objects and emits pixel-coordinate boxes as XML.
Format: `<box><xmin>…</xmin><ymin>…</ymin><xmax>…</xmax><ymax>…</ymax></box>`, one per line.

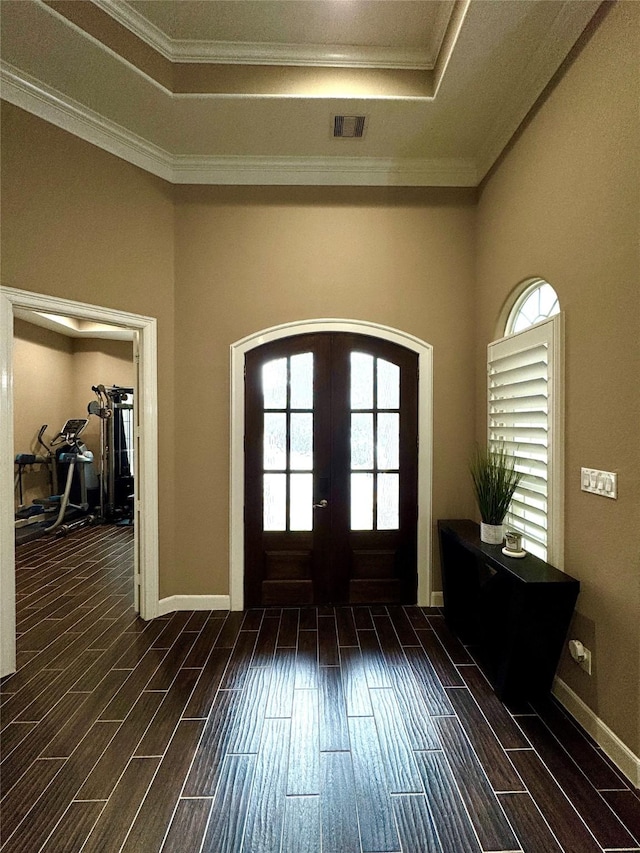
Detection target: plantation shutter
<box><xmin>487</xmin><ymin>316</ymin><xmax>564</xmax><ymax>565</ymax></box>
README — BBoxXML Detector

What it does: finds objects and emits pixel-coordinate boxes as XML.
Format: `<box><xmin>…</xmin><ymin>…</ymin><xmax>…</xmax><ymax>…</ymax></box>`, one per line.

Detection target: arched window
<box><xmin>506</xmin><ymin>279</ymin><xmax>560</xmax><ymax>334</ymax></box>
<box><xmin>488</xmin><ymin>279</ymin><xmax>563</xmax><ymax>565</ymax></box>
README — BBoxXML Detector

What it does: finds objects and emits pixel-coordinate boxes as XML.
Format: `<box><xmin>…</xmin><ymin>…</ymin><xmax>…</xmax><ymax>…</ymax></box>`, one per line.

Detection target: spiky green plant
<box><xmin>469</xmin><ymin>444</ymin><xmax>523</xmax><ymax>525</ymax></box>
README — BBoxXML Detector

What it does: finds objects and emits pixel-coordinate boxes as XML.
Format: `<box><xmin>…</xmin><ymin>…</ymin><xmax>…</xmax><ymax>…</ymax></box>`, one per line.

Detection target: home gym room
<box><xmin>12</xmin><ymin>311</ymin><xmax>136</xmax><ymax>618</ymax></box>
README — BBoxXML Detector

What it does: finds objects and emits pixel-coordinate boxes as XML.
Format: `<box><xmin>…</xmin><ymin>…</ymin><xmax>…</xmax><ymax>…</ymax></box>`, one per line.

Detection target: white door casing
<box><xmin>0</xmin><ymin>286</ymin><xmax>159</xmax><ymax>678</ymax></box>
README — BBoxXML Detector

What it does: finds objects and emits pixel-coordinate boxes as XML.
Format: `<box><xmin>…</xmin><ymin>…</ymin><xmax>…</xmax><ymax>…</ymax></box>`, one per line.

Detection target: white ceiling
<box><xmin>13</xmin><ymin>309</ymin><xmax>135</xmax><ymax>340</ymax></box>
<box><xmin>0</xmin><ymin>0</ymin><xmax>602</xmax><ymax>186</ymax></box>
<box><xmin>123</xmin><ymin>0</ymin><xmax>455</xmax><ymax>62</ymax></box>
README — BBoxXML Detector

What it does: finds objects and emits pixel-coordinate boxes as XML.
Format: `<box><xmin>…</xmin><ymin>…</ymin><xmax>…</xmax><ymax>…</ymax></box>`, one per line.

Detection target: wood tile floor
<box><xmin>2</xmin><ymin>525</ymin><xmax>639</xmax><ymax>852</ymax></box>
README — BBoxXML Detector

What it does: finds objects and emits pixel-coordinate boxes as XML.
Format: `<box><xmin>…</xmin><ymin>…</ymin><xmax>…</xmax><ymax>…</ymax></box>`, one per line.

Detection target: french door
<box><xmin>244</xmin><ymin>333</ymin><xmax>418</xmax><ymax>606</ymax></box>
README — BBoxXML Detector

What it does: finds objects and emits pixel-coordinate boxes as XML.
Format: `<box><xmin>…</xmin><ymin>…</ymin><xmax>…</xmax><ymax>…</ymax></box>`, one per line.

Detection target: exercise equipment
<box><xmin>89</xmin><ymin>385</ymin><xmax>135</xmax><ymax>524</ymax></box>
<box><xmin>14</xmin><ymin>384</ymin><xmax>134</xmax><ymax>542</ymax></box>
<box><xmin>42</xmin><ymin>418</ymin><xmax>98</xmax><ymax>534</ymax></box>
<box><xmin>14</xmin><ymin>425</ymin><xmax>58</xmax><ymax>530</ymax></box>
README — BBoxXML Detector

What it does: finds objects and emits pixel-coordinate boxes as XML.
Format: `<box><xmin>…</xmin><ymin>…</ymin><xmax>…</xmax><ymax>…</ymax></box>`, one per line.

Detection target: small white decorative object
<box><xmin>502</xmin><ymin>529</ymin><xmax>526</xmax><ymax>558</ymax></box>
<box><xmin>480</xmin><ymin>522</ymin><xmax>504</xmax><ymax>545</ymax></box>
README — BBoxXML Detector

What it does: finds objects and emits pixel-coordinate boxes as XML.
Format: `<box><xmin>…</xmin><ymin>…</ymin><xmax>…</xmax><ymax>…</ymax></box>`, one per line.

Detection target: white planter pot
<box><xmin>480</xmin><ymin>522</ymin><xmax>505</xmax><ymax>545</ymax></box>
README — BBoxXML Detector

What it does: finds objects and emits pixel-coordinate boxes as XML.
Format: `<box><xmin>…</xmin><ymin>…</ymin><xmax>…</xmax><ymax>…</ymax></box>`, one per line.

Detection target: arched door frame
<box><xmin>230</xmin><ymin>318</ymin><xmax>433</xmax><ymax>611</ymax></box>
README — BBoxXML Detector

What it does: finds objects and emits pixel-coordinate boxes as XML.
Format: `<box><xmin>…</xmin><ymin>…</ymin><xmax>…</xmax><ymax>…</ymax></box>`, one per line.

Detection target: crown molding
<box><xmin>173</xmin><ymin>42</ymin><xmax>433</xmax><ymax>71</ymax></box>
<box><xmin>172</xmin><ymin>154</ymin><xmax>477</xmax><ymax>187</ymax></box>
<box><xmin>0</xmin><ymin>63</ymin><xmax>477</xmax><ymax>187</ymax></box>
<box><xmin>93</xmin><ymin>0</ymin><xmax>436</xmax><ymax>69</ymax></box>
<box><xmin>92</xmin><ymin>0</ymin><xmax>173</xmax><ymax>57</ymax></box>
<box><xmin>0</xmin><ymin>62</ymin><xmax>173</xmax><ymax>181</ymax></box>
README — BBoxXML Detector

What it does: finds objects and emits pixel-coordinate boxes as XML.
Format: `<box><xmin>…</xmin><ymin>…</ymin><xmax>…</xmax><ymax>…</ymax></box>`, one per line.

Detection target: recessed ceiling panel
<box><xmin>126</xmin><ymin>0</ymin><xmax>454</xmax><ymax>63</ymax></box>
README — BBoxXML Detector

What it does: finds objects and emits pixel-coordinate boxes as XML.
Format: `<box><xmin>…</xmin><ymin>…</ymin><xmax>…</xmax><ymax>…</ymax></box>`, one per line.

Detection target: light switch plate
<box><xmin>581</xmin><ymin>467</ymin><xmax>617</xmax><ymax>499</ymax></box>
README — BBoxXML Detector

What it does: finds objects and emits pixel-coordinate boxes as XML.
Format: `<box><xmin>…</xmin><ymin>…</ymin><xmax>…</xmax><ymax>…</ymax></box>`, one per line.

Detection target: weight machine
<box><xmin>89</xmin><ymin>385</ymin><xmax>135</xmax><ymax>523</ymax></box>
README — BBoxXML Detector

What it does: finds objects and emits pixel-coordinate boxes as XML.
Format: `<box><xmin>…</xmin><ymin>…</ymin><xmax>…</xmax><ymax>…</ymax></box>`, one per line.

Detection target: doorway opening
<box><xmin>230</xmin><ymin>319</ymin><xmax>433</xmax><ymax>611</ymax></box>
<box><xmin>1</xmin><ymin>287</ymin><xmax>159</xmax><ymax>678</ymax></box>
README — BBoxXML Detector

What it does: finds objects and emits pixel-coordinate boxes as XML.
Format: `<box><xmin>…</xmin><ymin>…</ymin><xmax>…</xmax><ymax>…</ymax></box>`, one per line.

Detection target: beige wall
<box><xmin>2</xmin><ymin>0</ymin><xmax>638</xmax><ymax>760</ymax></box>
<box><xmin>2</xmin><ymin>103</ymin><xmax>176</xmax><ymax>587</ymax></box>
<box><xmin>13</xmin><ymin>320</ymin><xmax>74</xmax><ymax>506</ymax></box>
<box><xmin>173</xmin><ymin>186</ymin><xmax>477</xmax><ymax>595</ymax></box>
<box><xmin>12</xmin><ymin>319</ymin><xmax>134</xmax><ymax>506</ymax></box>
<box><xmin>475</xmin><ymin>1</ymin><xmax>640</xmax><ymax>753</ymax></box>
<box><xmin>2</xmin><ymin>107</ymin><xmax>477</xmax><ymax>600</ymax></box>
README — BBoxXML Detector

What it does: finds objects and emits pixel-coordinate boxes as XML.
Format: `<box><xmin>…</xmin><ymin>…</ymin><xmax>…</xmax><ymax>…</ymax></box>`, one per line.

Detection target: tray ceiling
<box><xmin>0</xmin><ymin>0</ymin><xmax>602</xmax><ymax>186</ymax></box>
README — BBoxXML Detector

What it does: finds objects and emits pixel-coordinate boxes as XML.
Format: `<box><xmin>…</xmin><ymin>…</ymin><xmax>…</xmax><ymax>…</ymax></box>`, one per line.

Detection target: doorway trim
<box><xmin>0</xmin><ymin>286</ymin><xmax>160</xmax><ymax>678</ymax></box>
<box><xmin>230</xmin><ymin>318</ymin><xmax>433</xmax><ymax>611</ymax></box>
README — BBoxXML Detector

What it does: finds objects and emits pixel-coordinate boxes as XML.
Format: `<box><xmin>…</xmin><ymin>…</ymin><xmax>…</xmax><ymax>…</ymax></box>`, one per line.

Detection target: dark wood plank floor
<box><xmin>2</xmin><ymin>526</ymin><xmax>639</xmax><ymax>852</ymax></box>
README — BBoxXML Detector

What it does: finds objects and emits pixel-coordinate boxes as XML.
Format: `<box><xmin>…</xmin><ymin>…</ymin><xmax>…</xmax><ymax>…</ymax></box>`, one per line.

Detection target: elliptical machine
<box><xmin>14</xmin><ymin>425</ymin><xmax>57</xmax><ymax>530</ymax></box>
<box><xmin>42</xmin><ymin>418</ymin><xmax>98</xmax><ymax>535</ymax></box>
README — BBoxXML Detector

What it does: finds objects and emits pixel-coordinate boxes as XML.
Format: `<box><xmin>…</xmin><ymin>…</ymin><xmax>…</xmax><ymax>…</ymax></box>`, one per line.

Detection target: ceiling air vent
<box><xmin>333</xmin><ymin>115</ymin><xmax>366</xmax><ymax>138</ymax></box>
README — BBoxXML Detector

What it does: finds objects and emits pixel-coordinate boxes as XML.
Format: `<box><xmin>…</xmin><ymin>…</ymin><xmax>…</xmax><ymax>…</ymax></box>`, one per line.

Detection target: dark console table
<box><xmin>437</xmin><ymin>519</ymin><xmax>580</xmax><ymax>703</ymax></box>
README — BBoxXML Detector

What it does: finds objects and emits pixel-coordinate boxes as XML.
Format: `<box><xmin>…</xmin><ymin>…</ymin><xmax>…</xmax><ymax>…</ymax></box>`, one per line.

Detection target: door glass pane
<box><xmin>377</xmin><ymin>413</ymin><xmax>399</xmax><ymax>469</ymax></box>
<box><xmin>290</xmin><ymin>352</ymin><xmax>313</xmax><ymax>409</ymax></box>
<box><xmin>264</xmin><ymin>473</ymin><xmax>286</xmax><ymax>530</ymax></box>
<box><xmin>351</xmin><ymin>413</ymin><xmax>374</xmax><ymax>470</ymax></box>
<box><xmin>351</xmin><ymin>352</ymin><xmax>373</xmax><ymax>409</ymax></box>
<box><xmin>264</xmin><ymin>413</ymin><xmax>287</xmax><ymax>470</ymax></box>
<box><xmin>378</xmin><ymin>473</ymin><xmax>399</xmax><ymax>529</ymax></box>
<box><xmin>290</xmin><ymin>473</ymin><xmax>313</xmax><ymax>531</ymax></box>
<box><xmin>377</xmin><ymin>359</ymin><xmax>400</xmax><ymax>409</ymax></box>
<box><xmin>290</xmin><ymin>413</ymin><xmax>313</xmax><ymax>470</ymax></box>
<box><xmin>351</xmin><ymin>472</ymin><xmax>373</xmax><ymax>530</ymax></box>
<box><xmin>263</xmin><ymin>357</ymin><xmax>287</xmax><ymax>409</ymax></box>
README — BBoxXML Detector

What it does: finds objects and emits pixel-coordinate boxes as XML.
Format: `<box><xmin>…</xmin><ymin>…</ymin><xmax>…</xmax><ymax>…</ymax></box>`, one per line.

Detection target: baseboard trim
<box><xmin>552</xmin><ymin>676</ymin><xmax>640</xmax><ymax>788</ymax></box>
<box><xmin>431</xmin><ymin>591</ymin><xmax>444</xmax><ymax>608</ymax></box>
<box><xmin>157</xmin><ymin>595</ymin><xmax>230</xmax><ymax>616</ymax></box>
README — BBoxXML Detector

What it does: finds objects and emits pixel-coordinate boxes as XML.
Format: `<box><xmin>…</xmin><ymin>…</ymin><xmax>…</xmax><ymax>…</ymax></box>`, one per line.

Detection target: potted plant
<box><xmin>469</xmin><ymin>444</ymin><xmax>523</xmax><ymax>544</ymax></box>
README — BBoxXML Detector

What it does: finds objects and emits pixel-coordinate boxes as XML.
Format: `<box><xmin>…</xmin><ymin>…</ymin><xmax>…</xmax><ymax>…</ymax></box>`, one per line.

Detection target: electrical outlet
<box><xmin>568</xmin><ymin>639</ymin><xmax>592</xmax><ymax>675</ymax></box>
<box><xmin>578</xmin><ymin>646</ymin><xmax>592</xmax><ymax>675</ymax></box>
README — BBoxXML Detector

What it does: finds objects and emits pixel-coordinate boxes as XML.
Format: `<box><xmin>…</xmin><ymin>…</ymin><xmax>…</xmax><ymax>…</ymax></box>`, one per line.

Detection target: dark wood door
<box><xmin>244</xmin><ymin>333</ymin><xmax>418</xmax><ymax>606</ymax></box>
